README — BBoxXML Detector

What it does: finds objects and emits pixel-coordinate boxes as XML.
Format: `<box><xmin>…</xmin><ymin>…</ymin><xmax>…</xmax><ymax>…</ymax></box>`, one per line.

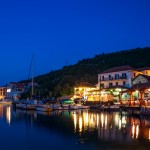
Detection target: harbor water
<box><xmin>0</xmin><ymin>104</ymin><xmax>150</xmax><ymax>150</ymax></box>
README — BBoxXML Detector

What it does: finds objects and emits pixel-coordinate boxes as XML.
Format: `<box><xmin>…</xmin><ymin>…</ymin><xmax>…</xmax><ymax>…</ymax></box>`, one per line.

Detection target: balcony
<box><xmin>101</xmin><ymin>76</ymin><xmax>127</xmax><ymax>81</ymax></box>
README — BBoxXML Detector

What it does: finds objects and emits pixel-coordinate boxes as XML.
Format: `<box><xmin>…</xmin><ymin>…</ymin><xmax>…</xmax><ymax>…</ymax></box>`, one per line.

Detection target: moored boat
<box><xmin>76</xmin><ymin>104</ymin><xmax>90</xmax><ymax>109</ymax></box>
<box><xmin>35</xmin><ymin>105</ymin><xmax>52</xmax><ymax>112</ymax></box>
<box><xmin>16</xmin><ymin>103</ymin><xmax>35</xmax><ymax>110</ymax></box>
<box><xmin>0</xmin><ymin>100</ymin><xmax>12</xmax><ymax>105</ymax></box>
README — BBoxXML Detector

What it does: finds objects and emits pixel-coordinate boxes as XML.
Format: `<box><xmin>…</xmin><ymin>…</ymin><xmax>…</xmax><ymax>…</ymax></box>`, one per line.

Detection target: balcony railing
<box><xmin>101</xmin><ymin>76</ymin><xmax>127</xmax><ymax>81</ymax></box>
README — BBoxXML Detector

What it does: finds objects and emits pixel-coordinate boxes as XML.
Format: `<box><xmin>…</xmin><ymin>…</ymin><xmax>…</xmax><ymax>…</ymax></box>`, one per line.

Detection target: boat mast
<box><xmin>28</xmin><ymin>54</ymin><xmax>34</xmax><ymax>99</ymax></box>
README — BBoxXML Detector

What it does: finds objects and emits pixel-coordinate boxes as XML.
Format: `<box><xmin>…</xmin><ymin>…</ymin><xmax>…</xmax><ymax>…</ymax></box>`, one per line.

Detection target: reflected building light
<box><xmin>101</xmin><ymin>114</ymin><xmax>104</xmax><ymax>128</ymax></box>
<box><xmin>115</xmin><ymin>114</ymin><xmax>119</xmax><ymax>126</ymax></box>
<box><xmin>79</xmin><ymin>116</ymin><xmax>83</xmax><ymax>132</ymax></box>
<box><xmin>149</xmin><ymin>128</ymin><xmax>150</xmax><ymax>141</ymax></box>
<box><xmin>119</xmin><ymin>119</ymin><xmax>122</xmax><ymax>130</ymax></box>
<box><xmin>122</xmin><ymin>116</ymin><xmax>127</xmax><ymax>127</ymax></box>
<box><xmin>83</xmin><ymin>112</ymin><xmax>88</xmax><ymax>129</ymax></box>
<box><xmin>85</xmin><ymin>112</ymin><xmax>88</xmax><ymax>125</ymax></box>
<box><xmin>90</xmin><ymin>114</ymin><xmax>94</xmax><ymax>127</ymax></box>
<box><xmin>0</xmin><ymin>105</ymin><xmax>3</xmax><ymax>117</ymax></box>
<box><xmin>96</xmin><ymin>114</ymin><xmax>99</xmax><ymax>128</ymax></box>
<box><xmin>105</xmin><ymin>115</ymin><xmax>107</xmax><ymax>129</ymax></box>
<box><xmin>93</xmin><ymin>114</ymin><xmax>96</xmax><ymax>127</ymax></box>
<box><xmin>6</xmin><ymin>107</ymin><xmax>11</xmax><ymax>125</ymax></box>
<box><xmin>74</xmin><ymin>113</ymin><xmax>77</xmax><ymax>132</ymax></box>
<box><xmin>34</xmin><ymin>112</ymin><xmax>37</xmax><ymax>120</ymax></box>
<box><xmin>132</xmin><ymin>122</ymin><xmax>135</xmax><ymax>139</ymax></box>
<box><xmin>136</xmin><ymin>125</ymin><xmax>139</xmax><ymax>139</ymax></box>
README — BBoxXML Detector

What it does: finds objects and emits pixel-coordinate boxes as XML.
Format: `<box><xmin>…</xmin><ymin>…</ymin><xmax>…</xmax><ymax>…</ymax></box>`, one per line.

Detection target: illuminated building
<box><xmin>98</xmin><ymin>66</ymin><xmax>141</xmax><ymax>89</ymax></box>
<box><xmin>74</xmin><ymin>82</ymin><xmax>96</xmax><ymax>100</ymax></box>
<box><xmin>0</xmin><ymin>86</ymin><xmax>7</xmax><ymax>100</ymax></box>
<box><xmin>6</xmin><ymin>82</ymin><xmax>39</xmax><ymax>100</ymax></box>
<box><xmin>73</xmin><ymin>66</ymin><xmax>150</xmax><ymax>103</ymax></box>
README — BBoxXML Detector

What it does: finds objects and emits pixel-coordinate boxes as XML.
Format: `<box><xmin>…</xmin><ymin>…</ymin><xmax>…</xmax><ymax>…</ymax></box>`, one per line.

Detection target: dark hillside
<box><xmin>22</xmin><ymin>47</ymin><xmax>150</xmax><ymax>98</ymax></box>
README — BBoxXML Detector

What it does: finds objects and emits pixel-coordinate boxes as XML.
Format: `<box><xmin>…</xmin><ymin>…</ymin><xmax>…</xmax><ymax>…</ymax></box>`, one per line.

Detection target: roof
<box><xmin>9</xmin><ymin>82</ymin><xmax>39</xmax><ymax>88</ymax></box>
<box><xmin>9</xmin><ymin>82</ymin><xmax>25</xmax><ymax>88</ymax></box>
<box><xmin>137</xmin><ymin>67</ymin><xmax>150</xmax><ymax>71</ymax></box>
<box><xmin>129</xmin><ymin>83</ymin><xmax>150</xmax><ymax>92</ymax></box>
<box><xmin>100</xmin><ymin>65</ymin><xmax>136</xmax><ymax>74</ymax></box>
<box><xmin>0</xmin><ymin>86</ymin><xmax>6</xmax><ymax>88</ymax></box>
<box><xmin>132</xmin><ymin>74</ymin><xmax>150</xmax><ymax>81</ymax></box>
<box><xmin>75</xmin><ymin>82</ymin><xmax>96</xmax><ymax>88</ymax></box>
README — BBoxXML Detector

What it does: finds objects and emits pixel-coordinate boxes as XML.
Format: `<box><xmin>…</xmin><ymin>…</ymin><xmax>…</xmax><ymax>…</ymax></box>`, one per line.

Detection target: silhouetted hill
<box><xmin>21</xmin><ymin>47</ymin><xmax>150</xmax><ymax>98</ymax></box>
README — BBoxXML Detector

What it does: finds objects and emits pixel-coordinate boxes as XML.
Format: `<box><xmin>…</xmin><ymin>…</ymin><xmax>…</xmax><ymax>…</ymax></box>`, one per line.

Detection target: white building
<box><xmin>98</xmin><ymin>66</ymin><xmax>141</xmax><ymax>89</ymax></box>
<box><xmin>6</xmin><ymin>82</ymin><xmax>39</xmax><ymax>100</ymax></box>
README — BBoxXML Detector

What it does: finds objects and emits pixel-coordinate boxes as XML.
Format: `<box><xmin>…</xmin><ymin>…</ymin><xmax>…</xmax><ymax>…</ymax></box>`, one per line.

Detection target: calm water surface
<box><xmin>0</xmin><ymin>104</ymin><xmax>150</xmax><ymax>150</ymax></box>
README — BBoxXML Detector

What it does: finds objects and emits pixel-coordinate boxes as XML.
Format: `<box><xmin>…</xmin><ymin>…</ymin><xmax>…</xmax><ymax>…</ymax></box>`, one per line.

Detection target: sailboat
<box><xmin>16</xmin><ymin>54</ymin><xmax>37</xmax><ymax>110</ymax></box>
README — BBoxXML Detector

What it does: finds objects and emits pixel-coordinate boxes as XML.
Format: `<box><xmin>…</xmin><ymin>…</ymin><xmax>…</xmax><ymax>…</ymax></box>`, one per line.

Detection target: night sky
<box><xmin>0</xmin><ymin>0</ymin><xmax>150</xmax><ymax>85</ymax></box>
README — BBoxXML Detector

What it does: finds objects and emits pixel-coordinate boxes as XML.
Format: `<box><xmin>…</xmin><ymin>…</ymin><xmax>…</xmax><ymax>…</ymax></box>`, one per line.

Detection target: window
<box><xmin>18</xmin><ymin>89</ymin><xmax>22</xmax><ymax>92</ymax></box>
<box><xmin>116</xmin><ymin>82</ymin><xmax>118</xmax><ymax>86</ymax></box>
<box><xmin>123</xmin><ymin>81</ymin><xmax>126</xmax><ymax>85</ymax></box>
<box><xmin>122</xmin><ymin>73</ymin><xmax>127</xmax><ymax>78</ymax></box>
<box><xmin>109</xmin><ymin>83</ymin><xmax>113</xmax><ymax>87</ymax></box>
<box><xmin>109</xmin><ymin>75</ymin><xmax>111</xmax><ymax>79</ymax></box>
<box><xmin>115</xmin><ymin>74</ymin><xmax>119</xmax><ymax>79</ymax></box>
<box><xmin>102</xmin><ymin>76</ymin><xmax>104</xmax><ymax>81</ymax></box>
<box><xmin>100</xmin><ymin>84</ymin><xmax>104</xmax><ymax>88</ymax></box>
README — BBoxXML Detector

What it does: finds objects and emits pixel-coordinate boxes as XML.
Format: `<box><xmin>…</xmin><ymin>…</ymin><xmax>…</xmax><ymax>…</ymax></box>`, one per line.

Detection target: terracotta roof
<box><xmin>132</xmin><ymin>74</ymin><xmax>150</xmax><ymax>81</ymax></box>
<box><xmin>137</xmin><ymin>67</ymin><xmax>150</xmax><ymax>71</ymax></box>
<box><xmin>100</xmin><ymin>65</ymin><xmax>136</xmax><ymax>74</ymax></box>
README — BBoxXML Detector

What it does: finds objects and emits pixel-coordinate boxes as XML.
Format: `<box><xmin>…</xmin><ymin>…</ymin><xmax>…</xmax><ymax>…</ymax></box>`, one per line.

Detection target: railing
<box><xmin>101</xmin><ymin>76</ymin><xmax>127</xmax><ymax>81</ymax></box>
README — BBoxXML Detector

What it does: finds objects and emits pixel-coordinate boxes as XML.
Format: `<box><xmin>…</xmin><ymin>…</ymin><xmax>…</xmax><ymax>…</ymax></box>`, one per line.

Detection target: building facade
<box><xmin>98</xmin><ymin>66</ymin><xmax>141</xmax><ymax>89</ymax></box>
<box><xmin>76</xmin><ymin>66</ymin><xmax>150</xmax><ymax>103</ymax></box>
<box><xmin>6</xmin><ymin>82</ymin><xmax>28</xmax><ymax>100</ymax></box>
<box><xmin>0</xmin><ymin>87</ymin><xmax>6</xmax><ymax>100</ymax></box>
<box><xmin>74</xmin><ymin>82</ymin><xmax>96</xmax><ymax>100</ymax></box>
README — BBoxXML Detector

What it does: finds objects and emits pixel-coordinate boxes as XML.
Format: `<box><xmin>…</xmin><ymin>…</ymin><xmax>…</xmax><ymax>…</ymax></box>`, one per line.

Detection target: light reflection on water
<box><xmin>0</xmin><ymin>105</ymin><xmax>150</xmax><ymax>149</ymax></box>
<box><xmin>71</xmin><ymin>110</ymin><xmax>150</xmax><ymax>143</ymax></box>
<box><xmin>6</xmin><ymin>106</ymin><xmax>11</xmax><ymax>125</ymax></box>
<box><xmin>149</xmin><ymin>129</ymin><xmax>150</xmax><ymax>141</ymax></box>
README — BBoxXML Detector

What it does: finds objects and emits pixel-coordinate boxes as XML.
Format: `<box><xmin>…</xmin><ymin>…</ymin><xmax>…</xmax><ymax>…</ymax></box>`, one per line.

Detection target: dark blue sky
<box><xmin>0</xmin><ymin>0</ymin><xmax>150</xmax><ymax>85</ymax></box>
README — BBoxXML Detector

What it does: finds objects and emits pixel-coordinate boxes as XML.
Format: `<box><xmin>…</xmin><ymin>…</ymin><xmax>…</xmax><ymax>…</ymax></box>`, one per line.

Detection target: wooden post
<box><xmin>140</xmin><ymin>90</ymin><xmax>145</xmax><ymax>106</ymax></box>
<box><xmin>119</xmin><ymin>93</ymin><xmax>122</xmax><ymax>106</ymax></box>
<box><xmin>129</xmin><ymin>92</ymin><xmax>133</xmax><ymax>106</ymax></box>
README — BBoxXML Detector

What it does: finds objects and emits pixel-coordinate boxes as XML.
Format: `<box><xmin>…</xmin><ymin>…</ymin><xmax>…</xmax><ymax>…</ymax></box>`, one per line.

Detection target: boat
<box><xmin>17</xmin><ymin>54</ymin><xmax>41</xmax><ymax>109</ymax></box>
<box><xmin>76</xmin><ymin>104</ymin><xmax>90</xmax><ymax>109</ymax></box>
<box><xmin>52</xmin><ymin>104</ymin><xmax>62</xmax><ymax>110</ymax></box>
<box><xmin>16</xmin><ymin>103</ymin><xmax>35</xmax><ymax>110</ymax></box>
<box><xmin>0</xmin><ymin>100</ymin><xmax>12</xmax><ymax>105</ymax></box>
<box><xmin>61</xmin><ymin>104</ymin><xmax>69</xmax><ymax>110</ymax></box>
<box><xmin>35</xmin><ymin>105</ymin><xmax>52</xmax><ymax>112</ymax></box>
<box><xmin>69</xmin><ymin>105</ymin><xmax>78</xmax><ymax>110</ymax></box>
<box><xmin>52</xmin><ymin>104</ymin><xmax>78</xmax><ymax>110</ymax></box>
